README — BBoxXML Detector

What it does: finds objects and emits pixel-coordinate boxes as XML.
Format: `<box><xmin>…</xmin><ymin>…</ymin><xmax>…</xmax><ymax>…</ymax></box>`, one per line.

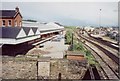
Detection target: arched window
<box><xmin>8</xmin><ymin>20</ymin><xmax>11</xmax><ymax>27</ymax></box>
<box><xmin>2</xmin><ymin>20</ymin><xmax>5</xmax><ymax>27</ymax></box>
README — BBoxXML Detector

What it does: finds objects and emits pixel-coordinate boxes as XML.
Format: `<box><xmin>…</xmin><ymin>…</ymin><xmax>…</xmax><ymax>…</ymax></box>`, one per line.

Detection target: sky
<box><xmin>1</xmin><ymin>2</ymin><xmax>118</xmax><ymax>27</ymax></box>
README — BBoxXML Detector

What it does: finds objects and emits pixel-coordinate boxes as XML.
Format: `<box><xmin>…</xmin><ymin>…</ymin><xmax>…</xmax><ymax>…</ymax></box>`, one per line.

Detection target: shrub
<box><xmin>85</xmin><ymin>50</ymin><xmax>91</xmax><ymax>56</ymax></box>
<box><xmin>72</xmin><ymin>42</ymin><xmax>85</xmax><ymax>51</ymax></box>
<box><xmin>65</xmin><ymin>30</ymin><xmax>72</xmax><ymax>45</ymax></box>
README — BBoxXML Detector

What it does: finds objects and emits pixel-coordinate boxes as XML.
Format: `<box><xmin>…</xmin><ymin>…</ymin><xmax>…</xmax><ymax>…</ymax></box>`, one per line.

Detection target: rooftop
<box><xmin>0</xmin><ymin>27</ymin><xmax>40</xmax><ymax>44</ymax></box>
<box><xmin>22</xmin><ymin>21</ymin><xmax>64</xmax><ymax>32</ymax></box>
<box><xmin>0</xmin><ymin>7</ymin><xmax>22</xmax><ymax>18</ymax></box>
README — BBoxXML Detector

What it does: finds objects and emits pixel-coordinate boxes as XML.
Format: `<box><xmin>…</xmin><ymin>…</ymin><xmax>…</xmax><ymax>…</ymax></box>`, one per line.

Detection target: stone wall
<box><xmin>2</xmin><ymin>60</ymin><xmax>37</xmax><ymax>79</ymax></box>
<box><xmin>2</xmin><ymin>57</ymin><xmax>87</xmax><ymax>80</ymax></box>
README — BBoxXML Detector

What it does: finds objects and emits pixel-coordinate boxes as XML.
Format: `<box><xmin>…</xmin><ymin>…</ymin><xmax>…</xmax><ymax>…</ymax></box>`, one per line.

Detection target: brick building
<box><xmin>0</xmin><ymin>7</ymin><xmax>64</xmax><ymax>56</ymax></box>
<box><xmin>0</xmin><ymin>7</ymin><xmax>22</xmax><ymax>27</ymax></box>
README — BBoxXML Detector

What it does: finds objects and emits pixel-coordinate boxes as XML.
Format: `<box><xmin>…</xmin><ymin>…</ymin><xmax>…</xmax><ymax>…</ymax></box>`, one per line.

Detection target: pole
<box><xmin>71</xmin><ymin>33</ymin><xmax>73</xmax><ymax>51</ymax></box>
<box><xmin>36</xmin><ymin>61</ymin><xmax>38</xmax><ymax>80</ymax></box>
<box><xmin>99</xmin><ymin>9</ymin><xmax>102</xmax><ymax>27</ymax></box>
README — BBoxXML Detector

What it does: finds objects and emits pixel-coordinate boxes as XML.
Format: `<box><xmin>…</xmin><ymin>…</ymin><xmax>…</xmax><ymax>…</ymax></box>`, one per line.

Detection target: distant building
<box><xmin>84</xmin><ymin>26</ymin><xmax>94</xmax><ymax>32</ymax></box>
<box><xmin>0</xmin><ymin>7</ymin><xmax>22</xmax><ymax>27</ymax></box>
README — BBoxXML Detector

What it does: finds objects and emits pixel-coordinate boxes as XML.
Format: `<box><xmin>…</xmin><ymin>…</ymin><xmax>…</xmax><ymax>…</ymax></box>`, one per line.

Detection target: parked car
<box><xmin>39</xmin><ymin>43</ymin><xmax>44</xmax><ymax>48</ymax></box>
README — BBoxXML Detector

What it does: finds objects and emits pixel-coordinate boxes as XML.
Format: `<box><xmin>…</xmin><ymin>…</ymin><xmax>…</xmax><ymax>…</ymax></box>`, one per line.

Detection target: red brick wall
<box><xmin>14</xmin><ymin>14</ymin><xmax>22</xmax><ymax>27</ymax></box>
<box><xmin>0</xmin><ymin>18</ymin><xmax>14</xmax><ymax>27</ymax></box>
<box><xmin>67</xmin><ymin>55</ymin><xmax>85</xmax><ymax>61</ymax></box>
<box><xmin>0</xmin><ymin>14</ymin><xmax>22</xmax><ymax>27</ymax></box>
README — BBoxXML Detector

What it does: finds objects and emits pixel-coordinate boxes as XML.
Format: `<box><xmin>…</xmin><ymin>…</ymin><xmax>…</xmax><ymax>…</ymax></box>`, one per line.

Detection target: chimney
<box><xmin>15</xmin><ymin>6</ymin><xmax>19</xmax><ymax>12</ymax></box>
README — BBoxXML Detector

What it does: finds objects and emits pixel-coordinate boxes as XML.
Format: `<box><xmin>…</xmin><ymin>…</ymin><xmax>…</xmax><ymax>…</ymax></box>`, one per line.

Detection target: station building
<box><xmin>0</xmin><ymin>7</ymin><xmax>22</xmax><ymax>27</ymax></box>
<box><xmin>0</xmin><ymin>7</ymin><xmax>64</xmax><ymax>56</ymax></box>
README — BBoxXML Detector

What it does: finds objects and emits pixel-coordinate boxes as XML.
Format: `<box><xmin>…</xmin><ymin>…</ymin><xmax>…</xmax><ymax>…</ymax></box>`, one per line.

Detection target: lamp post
<box><xmin>71</xmin><ymin>33</ymin><xmax>74</xmax><ymax>51</ymax></box>
<box><xmin>99</xmin><ymin>9</ymin><xmax>102</xmax><ymax>27</ymax></box>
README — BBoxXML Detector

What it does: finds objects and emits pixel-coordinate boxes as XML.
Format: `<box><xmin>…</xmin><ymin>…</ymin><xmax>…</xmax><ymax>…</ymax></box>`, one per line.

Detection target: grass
<box><xmin>84</xmin><ymin>50</ymin><xmax>97</xmax><ymax>65</ymax></box>
<box><xmin>65</xmin><ymin>27</ymin><xmax>99</xmax><ymax>66</ymax></box>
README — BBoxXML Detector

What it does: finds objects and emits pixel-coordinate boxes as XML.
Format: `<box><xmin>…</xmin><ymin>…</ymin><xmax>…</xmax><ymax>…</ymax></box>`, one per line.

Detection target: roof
<box><xmin>22</xmin><ymin>27</ymin><xmax>31</xmax><ymax>35</ymax></box>
<box><xmin>0</xmin><ymin>27</ymin><xmax>21</xmax><ymax>39</ymax></box>
<box><xmin>22</xmin><ymin>21</ymin><xmax>64</xmax><ymax>32</ymax></box>
<box><xmin>31</xmin><ymin>27</ymin><xmax>37</xmax><ymax>34</ymax></box>
<box><xmin>0</xmin><ymin>27</ymin><xmax>40</xmax><ymax>39</ymax></box>
<box><xmin>38</xmin><ymin>22</ymin><xmax>64</xmax><ymax>31</ymax></box>
<box><xmin>22</xmin><ymin>21</ymin><xmax>39</xmax><ymax>27</ymax></box>
<box><xmin>0</xmin><ymin>27</ymin><xmax>40</xmax><ymax>44</ymax></box>
<box><xmin>54</xmin><ymin>22</ymin><xmax>63</xmax><ymax>26</ymax></box>
<box><xmin>0</xmin><ymin>10</ymin><xmax>22</xmax><ymax>18</ymax></box>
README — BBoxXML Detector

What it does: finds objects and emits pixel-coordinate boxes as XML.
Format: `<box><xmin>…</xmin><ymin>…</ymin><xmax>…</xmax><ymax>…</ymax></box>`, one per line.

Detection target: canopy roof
<box><xmin>0</xmin><ymin>27</ymin><xmax>40</xmax><ymax>44</ymax></box>
<box><xmin>22</xmin><ymin>21</ymin><xmax>64</xmax><ymax>32</ymax></box>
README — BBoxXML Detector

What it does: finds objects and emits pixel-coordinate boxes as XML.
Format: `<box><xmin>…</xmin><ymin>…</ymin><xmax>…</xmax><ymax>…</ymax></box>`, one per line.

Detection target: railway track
<box><xmin>79</xmin><ymin>34</ymin><xmax>119</xmax><ymax>65</ymax></box>
<box><xmin>74</xmin><ymin>31</ymin><xmax>119</xmax><ymax>79</ymax></box>
<box><xmin>82</xmin><ymin>65</ymin><xmax>101</xmax><ymax>80</ymax></box>
<box><xmin>86</xmin><ymin>32</ymin><xmax>119</xmax><ymax>51</ymax></box>
<box><xmin>81</xmin><ymin>34</ymin><xmax>119</xmax><ymax>58</ymax></box>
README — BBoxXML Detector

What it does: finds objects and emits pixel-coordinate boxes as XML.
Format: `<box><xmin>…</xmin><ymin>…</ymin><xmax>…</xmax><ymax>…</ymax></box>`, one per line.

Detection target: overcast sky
<box><xmin>2</xmin><ymin>2</ymin><xmax>118</xmax><ymax>26</ymax></box>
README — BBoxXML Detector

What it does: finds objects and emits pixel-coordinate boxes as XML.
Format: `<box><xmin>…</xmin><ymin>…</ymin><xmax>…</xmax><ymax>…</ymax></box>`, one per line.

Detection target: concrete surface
<box><xmin>41</xmin><ymin>35</ymin><xmax>68</xmax><ymax>59</ymax></box>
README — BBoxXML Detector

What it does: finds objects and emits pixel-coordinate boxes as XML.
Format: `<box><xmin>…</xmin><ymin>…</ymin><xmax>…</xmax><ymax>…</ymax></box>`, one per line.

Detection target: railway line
<box><xmin>79</xmin><ymin>31</ymin><xmax>119</xmax><ymax>64</ymax></box>
<box><xmin>86</xmin><ymin>32</ymin><xmax>119</xmax><ymax>51</ymax></box>
<box><xmin>82</xmin><ymin>65</ymin><xmax>101</xmax><ymax>80</ymax></box>
<box><xmin>74</xmin><ymin>31</ymin><xmax>119</xmax><ymax>79</ymax></box>
<box><xmin>83</xmin><ymin>41</ymin><xmax>119</xmax><ymax>79</ymax></box>
<box><xmin>92</xmin><ymin>36</ymin><xmax>118</xmax><ymax>45</ymax></box>
<box><xmin>82</xmin><ymin>34</ymin><xmax>119</xmax><ymax>57</ymax></box>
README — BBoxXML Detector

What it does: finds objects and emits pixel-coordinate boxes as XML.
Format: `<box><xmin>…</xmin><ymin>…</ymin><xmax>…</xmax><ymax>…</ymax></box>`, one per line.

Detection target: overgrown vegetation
<box><xmin>85</xmin><ymin>50</ymin><xmax>97</xmax><ymax>66</ymax></box>
<box><xmin>73</xmin><ymin>42</ymin><xmax>85</xmax><ymax>51</ymax></box>
<box><xmin>65</xmin><ymin>30</ymin><xmax>72</xmax><ymax>45</ymax></box>
<box><xmin>65</xmin><ymin>27</ymin><xmax>99</xmax><ymax>66</ymax></box>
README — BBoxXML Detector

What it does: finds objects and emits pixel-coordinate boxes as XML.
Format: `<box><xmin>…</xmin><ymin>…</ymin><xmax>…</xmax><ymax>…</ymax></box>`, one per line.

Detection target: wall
<box><xmin>67</xmin><ymin>55</ymin><xmax>85</xmax><ymax>61</ymax></box>
<box><xmin>14</xmin><ymin>14</ymin><xmax>22</xmax><ymax>27</ymax></box>
<box><xmin>0</xmin><ymin>18</ymin><xmax>14</xmax><ymax>27</ymax></box>
<box><xmin>2</xmin><ymin>60</ymin><xmax>37</xmax><ymax>79</ymax></box>
<box><xmin>0</xmin><ymin>14</ymin><xmax>22</xmax><ymax>27</ymax></box>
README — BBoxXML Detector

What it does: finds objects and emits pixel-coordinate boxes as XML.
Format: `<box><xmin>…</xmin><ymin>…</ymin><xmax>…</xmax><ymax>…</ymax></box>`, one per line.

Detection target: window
<box><xmin>8</xmin><ymin>20</ymin><xmax>11</xmax><ymax>27</ymax></box>
<box><xmin>2</xmin><ymin>20</ymin><xmax>5</xmax><ymax>27</ymax></box>
<box><xmin>15</xmin><ymin>21</ymin><xmax>17</xmax><ymax>27</ymax></box>
<box><xmin>19</xmin><ymin>21</ymin><xmax>22</xmax><ymax>27</ymax></box>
